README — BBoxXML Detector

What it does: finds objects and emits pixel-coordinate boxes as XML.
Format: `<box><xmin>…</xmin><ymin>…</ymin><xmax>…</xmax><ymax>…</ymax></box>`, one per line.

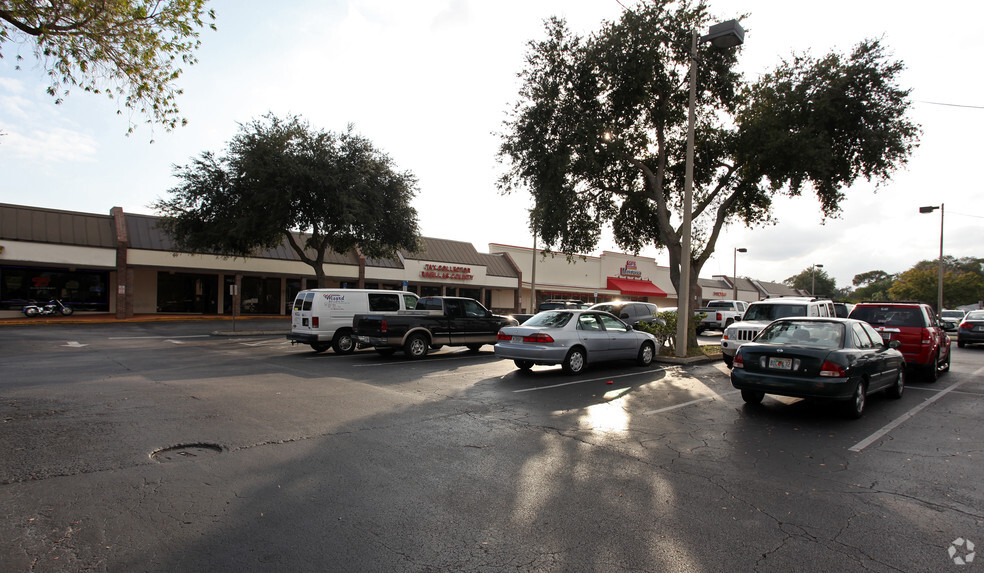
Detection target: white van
<box><xmin>287</xmin><ymin>289</ymin><xmax>419</xmax><ymax>353</ymax></box>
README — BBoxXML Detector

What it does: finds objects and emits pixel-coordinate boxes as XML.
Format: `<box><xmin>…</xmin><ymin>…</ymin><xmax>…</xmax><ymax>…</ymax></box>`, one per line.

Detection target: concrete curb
<box><xmin>654</xmin><ymin>352</ymin><xmax>724</xmax><ymax>365</ymax></box>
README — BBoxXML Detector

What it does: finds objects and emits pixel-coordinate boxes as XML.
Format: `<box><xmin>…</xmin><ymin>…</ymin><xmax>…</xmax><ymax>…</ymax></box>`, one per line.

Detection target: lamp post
<box><xmin>676</xmin><ymin>19</ymin><xmax>745</xmax><ymax>358</ymax></box>
<box><xmin>811</xmin><ymin>263</ymin><xmax>824</xmax><ymax>296</ymax></box>
<box><xmin>920</xmin><ymin>204</ymin><xmax>944</xmax><ymax>312</ymax></box>
<box><xmin>733</xmin><ymin>247</ymin><xmax>747</xmax><ymax>300</ymax></box>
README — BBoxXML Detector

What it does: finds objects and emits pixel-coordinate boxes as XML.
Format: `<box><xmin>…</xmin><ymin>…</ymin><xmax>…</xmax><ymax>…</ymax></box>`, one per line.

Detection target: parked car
<box><xmin>588</xmin><ymin>301</ymin><xmax>662</xmax><ymax>329</ymax></box>
<box><xmin>940</xmin><ymin>309</ymin><xmax>967</xmax><ymax>331</ymax></box>
<box><xmin>848</xmin><ymin>302</ymin><xmax>950</xmax><ymax>381</ymax></box>
<box><xmin>287</xmin><ymin>289</ymin><xmax>419</xmax><ymax>353</ymax></box>
<box><xmin>731</xmin><ymin>317</ymin><xmax>905</xmax><ymax>418</ymax></box>
<box><xmin>494</xmin><ymin>310</ymin><xmax>658</xmax><ymax>374</ymax></box>
<box><xmin>353</xmin><ymin>296</ymin><xmax>516</xmax><ymax>359</ymax></box>
<box><xmin>721</xmin><ymin>297</ymin><xmax>837</xmax><ymax>367</ymax></box>
<box><xmin>694</xmin><ymin>300</ymin><xmax>748</xmax><ymax>334</ymax></box>
<box><xmin>833</xmin><ymin>302</ymin><xmax>856</xmax><ymax>318</ymax></box>
<box><xmin>957</xmin><ymin>310</ymin><xmax>984</xmax><ymax>348</ymax></box>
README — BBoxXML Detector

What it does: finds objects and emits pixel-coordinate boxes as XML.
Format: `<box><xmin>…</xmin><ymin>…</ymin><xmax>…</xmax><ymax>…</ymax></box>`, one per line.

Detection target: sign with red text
<box><xmin>421</xmin><ymin>263</ymin><xmax>473</xmax><ymax>281</ymax></box>
<box><xmin>620</xmin><ymin>260</ymin><xmax>642</xmax><ymax>278</ymax></box>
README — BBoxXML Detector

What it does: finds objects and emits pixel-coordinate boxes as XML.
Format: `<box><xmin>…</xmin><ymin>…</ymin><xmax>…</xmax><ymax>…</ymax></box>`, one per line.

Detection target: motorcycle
<box><xmin>22</xmin><ymin>299</ymin><xmax>74</xmax><ymax>317</ymax></box>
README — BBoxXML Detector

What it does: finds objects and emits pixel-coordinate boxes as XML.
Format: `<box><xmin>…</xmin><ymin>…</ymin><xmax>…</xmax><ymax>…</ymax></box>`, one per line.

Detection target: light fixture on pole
<box><xmin>919</xmin><ymin>204</ymin><xmax>944</xmax><ymax>313</ymax></box>
<box><xmin>676</xmin><ymin>19</ymin><xmax>745</xmax><ymax>358</ymax></box>
<box><xmin>733</xmin><ymin>248</ymin><xmax>747</xmax><ymax>300</ymax></box>
<box><xmin>811</xmin><ymin>263</ymin><xmax>824</xmax><ymax>296</ymax></box>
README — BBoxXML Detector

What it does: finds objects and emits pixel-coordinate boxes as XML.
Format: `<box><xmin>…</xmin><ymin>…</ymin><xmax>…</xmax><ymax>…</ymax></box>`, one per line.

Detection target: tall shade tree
<box><xmin>497</xmin><ymin>0</ymin><xmax>919</xmax><ymax>350</ymax></box>
<box><xmin>155</xmin><ymin>114</ymin><xmax>422</xmax><ymax>287</ymax></box>
<box><xmin>890</xmin><ymin>257</ymin><xmax>984</xmax><ymax>310</ymax></box>
<box><xmin>784</xmin><ymin>267</ymin><xmax>836</xmax><ymax>298</ymax></box>
<box><xmin>0</xmin><ymin>0</ymin><xmax>216</xmax><ymax>133</ymax></box>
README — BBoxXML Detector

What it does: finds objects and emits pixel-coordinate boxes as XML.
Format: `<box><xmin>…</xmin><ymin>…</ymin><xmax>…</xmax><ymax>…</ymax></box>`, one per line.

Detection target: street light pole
<box><xmin>811</xmin><ymin>263</ymin><xmax>824</xmax><ymax>296</ymax></box>
<box><xmin>733</xmin><ymin>247</ymin><xmax>747</xmax><ymax>300</ymax></box>
<box><xmin>675</xmin><ymin>19</ymin><xmax>744</xmax><ymax>358</ymax></box>
<box><xmin>920</xmin><ymin>204</ymin><xmax>944</xmax><ymax>312</ymax></box>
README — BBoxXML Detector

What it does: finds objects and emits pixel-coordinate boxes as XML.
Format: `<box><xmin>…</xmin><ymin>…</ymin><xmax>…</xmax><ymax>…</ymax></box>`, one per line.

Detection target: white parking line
<box><xmin>848</xmin><ymin>370</ymin><xmax>981</xmax><ymax>452</ymax></box>
<box><xmin>512</xmin><ymin>370</ymin><xmax>663</xmax><ymax>393</ymax></box>
<box><xmin>643</xmin><ymin>390</ymin><xmax>740</xmax><ymax>415</ymax></box>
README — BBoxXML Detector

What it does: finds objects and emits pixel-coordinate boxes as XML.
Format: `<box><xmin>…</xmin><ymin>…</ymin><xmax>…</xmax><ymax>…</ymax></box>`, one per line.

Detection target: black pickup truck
<box><xmin>353</xmin><ymin>296</ymin><xmax>518</xmax><ymax>359</ymax></box>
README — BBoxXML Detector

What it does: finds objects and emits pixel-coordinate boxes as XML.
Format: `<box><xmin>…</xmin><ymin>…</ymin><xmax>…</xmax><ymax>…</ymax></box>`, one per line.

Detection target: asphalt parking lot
<box><xmin>1</xmin><ymin>320</ymin><xmax>982</xmax><ymax>572</ymax></box>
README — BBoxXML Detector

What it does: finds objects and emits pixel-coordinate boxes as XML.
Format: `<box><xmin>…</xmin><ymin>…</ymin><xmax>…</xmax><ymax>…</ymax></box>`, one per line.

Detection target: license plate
<box><xmin>768</xmin><ymin>357</ymin><xmax>793</xmax><ymax>370</ymax></box>
<box><xmin>975</xmin><ymin>326</ymin><xmax>984</xmax><ymax>332</ymax></box>
<box><xmin>512</xmin><ymin>336</ymin><xmax>523</xmax><ymax>342</ymax></box>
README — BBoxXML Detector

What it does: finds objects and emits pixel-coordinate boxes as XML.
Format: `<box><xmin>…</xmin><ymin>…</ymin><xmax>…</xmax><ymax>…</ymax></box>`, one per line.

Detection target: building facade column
<box><xmin>111</xmin><ymin>207</ymin><xmax>133</xmax><ymax>318</ymax></box>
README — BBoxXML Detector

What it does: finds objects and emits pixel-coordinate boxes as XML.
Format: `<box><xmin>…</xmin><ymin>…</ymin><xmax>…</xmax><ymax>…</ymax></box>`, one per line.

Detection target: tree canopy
<box><xmin>889</xmin><ymin>257</ymin><xmax>984</xmax><ymax>310</ymax></box>
<box><xmin>497</xmin><ymin>0</ymin><xmax>919</xmax><ymax>349</ymax></box>
<box><xmin>154</xmin><ymin>114</ymin><xmax>422</xmax><ymax>287</ymax></box>
<box><xmin>0</xmin><ymin>0</ymin><xmax>215</xmax><ymax>133</ymax></box>
<box><xmin>784</xmin><ymin>267</ymin><xmax>836</xmax><ymax>298</ymax></box>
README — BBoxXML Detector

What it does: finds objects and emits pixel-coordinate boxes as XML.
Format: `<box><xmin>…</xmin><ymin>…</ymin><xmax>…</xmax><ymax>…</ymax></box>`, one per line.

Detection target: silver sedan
<box><xmin>494</xmin><ymin>310</ymin><xmax>659</xmax><ymax>374</ymax></box>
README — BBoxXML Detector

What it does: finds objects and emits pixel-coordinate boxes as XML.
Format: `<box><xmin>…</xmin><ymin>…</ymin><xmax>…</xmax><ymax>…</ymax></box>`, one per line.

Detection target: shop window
<box><xmin>1</xmin><ymin>266</ymin><xmax>109</xmax><ymax>311</ymax></box>
<box><xmin>157</xmin><ymin>272</ymin><xmax>218</xmax><ymax>313</ymax></box>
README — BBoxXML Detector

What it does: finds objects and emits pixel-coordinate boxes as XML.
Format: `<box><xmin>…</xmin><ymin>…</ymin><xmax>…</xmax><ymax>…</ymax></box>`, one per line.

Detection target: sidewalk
<box><xmin>0</xmin><ymin>313</ymin><xmax>289</xmax><ymax>327</ymax></box>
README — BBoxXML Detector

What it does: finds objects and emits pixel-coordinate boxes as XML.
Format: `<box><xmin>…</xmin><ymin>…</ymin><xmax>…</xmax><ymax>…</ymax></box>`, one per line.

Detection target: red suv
<box><xmin>849</xmin><ymin>302</ymin><xmax>951</xmax><ymax>381</ymax></box>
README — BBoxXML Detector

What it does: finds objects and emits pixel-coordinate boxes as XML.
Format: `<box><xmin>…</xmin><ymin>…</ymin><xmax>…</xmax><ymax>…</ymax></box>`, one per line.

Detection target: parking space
<box><xmin>2</xmin><ymin>323</ymin><xmax>982</xmax><ymax>572</ymax></box>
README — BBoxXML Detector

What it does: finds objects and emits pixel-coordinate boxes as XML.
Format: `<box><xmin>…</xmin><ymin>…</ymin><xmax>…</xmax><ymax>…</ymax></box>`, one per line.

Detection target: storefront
<box><xmin>0</xmin><ymin>204</ymin><xmax>523</xmax><ymax>318</ymax></box>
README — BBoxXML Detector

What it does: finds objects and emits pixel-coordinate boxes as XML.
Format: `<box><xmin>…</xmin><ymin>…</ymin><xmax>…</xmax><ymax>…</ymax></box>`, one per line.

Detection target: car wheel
<box><xmin>886</xmin><ymin>367</ymin><xmax>905</xmax><ymax>399</ymax></box>
<box><xmin>637</xmin><ymin>341</ymin><xmax>655</xmax><ymax>366</ymax></box>
<box><xmin>466</xmin><ymin>344</ymin><xmax>483</xmax><ymax>352</ymax></box>
<box><xmin>924</xmin><ymin>350</ymin><xmax>940</xmax><ymax>383</ymax></box>
<box><xmin>514</xmin><ymin>360</ymin><xmax>534</xmax><ymax>370</ymax></box>
<box><xmin>404</xmin><ymin>333</ymin><xmax>429</xmax><ymax>359</ymax></box>
<box><xmin>844</xmin><ymin>380</ymin><xmax>867</xmax><ymax>419</ymax></box>
<box><xmin>741</xmin><ymin>389</ymin><xmax>764</xmax><ymax>405</ymax></box>
<box><xmin>332</xmin><ymin>329</ymin><xmax>356</xmax><ymax>354</ymax></box>
<box><xmin>561</xmin><ymin>347</ymin><xmax>586</xmax><ymax>375</ymax></box>
<box><xmin>723</xmin><ymin>354</ymin><xmax>734</xmax><ymax>368</ymax></box>
<box><xmin>310</xmin><ymin>342</ymin><xmax>331</xmax><ymax>353</ymax></box>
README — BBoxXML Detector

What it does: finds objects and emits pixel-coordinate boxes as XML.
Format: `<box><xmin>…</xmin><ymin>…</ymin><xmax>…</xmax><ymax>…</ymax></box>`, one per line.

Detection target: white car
<box><xmin>721</xmin><ymin>297</ymin><xmax>836</xmax><ymax>367</ymax></box>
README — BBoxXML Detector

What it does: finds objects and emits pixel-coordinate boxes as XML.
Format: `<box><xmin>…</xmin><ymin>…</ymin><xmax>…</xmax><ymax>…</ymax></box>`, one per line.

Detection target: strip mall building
<box><xmin>0</xmin><ymin>204</ymin><xmax>802</xmax><ymax>318</ymax></box>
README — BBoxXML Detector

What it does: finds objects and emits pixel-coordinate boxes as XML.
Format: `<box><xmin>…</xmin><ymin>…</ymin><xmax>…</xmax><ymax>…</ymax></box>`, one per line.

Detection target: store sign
<box><xmin>421</xmin><ymin>263</ymin><xmax>473</xmax><ymax>281</ymax></box>
<box><xmin>620</xmin><ymin>260</ymin><xmax>642</xmax><ymax>278</ymax></box>
<box><xmin>713</xmin><ymin>291</ymin><xmax>729</xmax><ymax>297</ymax></box>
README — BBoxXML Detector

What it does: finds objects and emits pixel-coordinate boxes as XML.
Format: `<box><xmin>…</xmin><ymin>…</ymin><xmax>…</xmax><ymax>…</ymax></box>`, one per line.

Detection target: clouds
<box><xmin>0</xmin><ymin>0</ymin><xmax>981</xmax><ymax>289</ymax></box>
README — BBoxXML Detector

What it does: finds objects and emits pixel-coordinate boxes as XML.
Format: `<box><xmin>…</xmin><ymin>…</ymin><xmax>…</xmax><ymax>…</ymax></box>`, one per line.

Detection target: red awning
<box><xmin>606</xmin><ymin>277</ymin><xmax>668</xmax><ymax>297</ymax></box>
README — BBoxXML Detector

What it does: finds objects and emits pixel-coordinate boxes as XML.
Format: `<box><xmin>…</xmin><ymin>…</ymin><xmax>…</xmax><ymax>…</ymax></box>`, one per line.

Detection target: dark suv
<box><xmin>588</xmin><ymin>301</ymin><xmax>662</xmax><ymax>328</ymax></box>
<box><xmin>849</xmin><ymin>302</ymin><xmax>951</xmax><ymax>381</ymax></box>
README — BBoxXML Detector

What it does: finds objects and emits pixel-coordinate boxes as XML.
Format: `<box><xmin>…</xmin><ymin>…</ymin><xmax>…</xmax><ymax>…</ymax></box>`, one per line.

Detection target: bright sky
<box><xmin>1</xmin><ymin>0</ymin><xmax>982</xmax><ymax>289</ymax></box>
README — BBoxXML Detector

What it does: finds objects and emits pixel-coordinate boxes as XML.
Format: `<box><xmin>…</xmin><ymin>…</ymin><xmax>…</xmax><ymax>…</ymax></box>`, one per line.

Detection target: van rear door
<box><xmin>291</xmin><ymin>291</ymin><xmax>316</xmax><ymax>332</ymax></box>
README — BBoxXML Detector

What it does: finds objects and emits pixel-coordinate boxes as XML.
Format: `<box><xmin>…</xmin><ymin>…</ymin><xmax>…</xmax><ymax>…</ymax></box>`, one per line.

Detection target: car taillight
<box><xmin>921</xmin><ymin>327</ymin><xmax>932</xmax><ymax>345</ymax></box>
<box><xmin>819</xmin><ymin>360</ymin><xmax>846</xmax><ymax>378</ymax></box>
<box><xmin>497</xmin><ymin>331</ymin><xmax>511</xmax><ymax>341</ymax></box>
<box><xmin>380</xmin><ymin>319</ymin><xmax>387</xmax><ymax>333</ymax></box>
<box><xmin>312</xmin><ymin>317</ymin><xmax>319</xmax><ymax>328</ymax></box>
<box><xmin>716</xmin><ymin>312</ymin><xmax>723</xmax><ymax>321</ymax></box>
<box><xmin>722</xmin><ymin>333</ymin><xmax>729</xmax><ymax>340</ymax></box>
<box><xmin>733</xmin><ymin>352</ymin><xmax>744</xmax><ymax>369</ymax></box>
<box><xmin>958</xmin><ymin>321</ymin><xmax>970</xmax><ymax>329</ymax></box>
<box><xmin>523</xmin><ymin>333</ymin><xmax>555</xmax><ymax>343</ymax></box>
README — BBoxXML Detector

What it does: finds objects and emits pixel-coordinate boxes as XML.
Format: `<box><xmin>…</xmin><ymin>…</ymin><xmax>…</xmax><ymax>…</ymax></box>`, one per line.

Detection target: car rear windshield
<box><xmin>743</xmin><ymin>303</ymin><xmax>808</xmax><ymax>321</ymax></box>
<box><xmin>525</xmin><ymin>311</ymin><xmax>574</xmax><ymax>328</ymax></box>
<box><xmin>966</xmin><ymin>311</ymin><xmax>984</xmax><ymax>321</ymax></box>
<box><xmin>758</xmin><ymin>321</ymin><xmax>844</xmax><ymax>349</ymax></box>
<box><xmin>850</xmin><ymin>306</ymin><xmax>924</xmax><ymax>327</ymax></box>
